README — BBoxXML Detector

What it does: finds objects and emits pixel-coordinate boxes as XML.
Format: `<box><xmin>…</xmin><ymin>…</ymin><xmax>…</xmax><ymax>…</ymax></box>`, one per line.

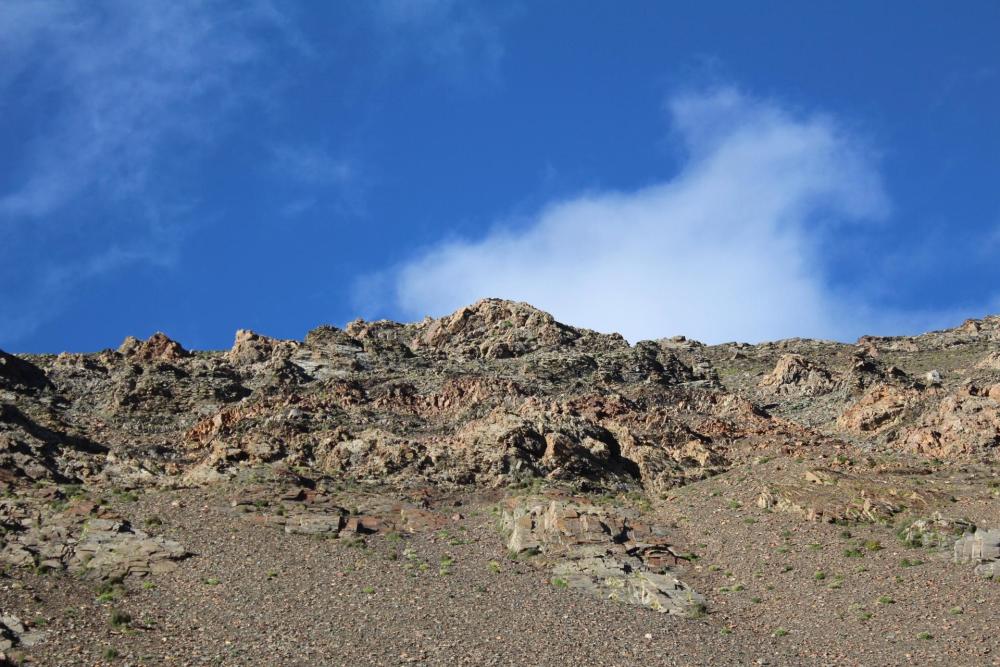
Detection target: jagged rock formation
<box><xmin>903</xmin><ymin>385</ymin><xmax>1000</xmax><ymax>459</ymax></box>
<box><xmin>0</xmin><ymin>300</ymin><xmax>799</xmax><ymax>495</ymax></box>
<box><xmin>1</xmin><ymin>298</ymin><xmax>998</xmax><ymax>496</ymax></box>
<box><xmin>758</xmin><ymin>354</ymin><xmax>836</xmax><ymax>396</ymax></box>
<box><xmin>837</xmin><ymin>384</ymin><xmax>922</xmax><ymax>435</ymax></box>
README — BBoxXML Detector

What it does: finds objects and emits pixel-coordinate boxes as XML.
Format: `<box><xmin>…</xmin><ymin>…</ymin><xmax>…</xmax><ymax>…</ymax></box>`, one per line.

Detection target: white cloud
<box><xmin>376</xmin><ymin>88</ymin><xmax>902</xmax><ymax>343</ymax></box>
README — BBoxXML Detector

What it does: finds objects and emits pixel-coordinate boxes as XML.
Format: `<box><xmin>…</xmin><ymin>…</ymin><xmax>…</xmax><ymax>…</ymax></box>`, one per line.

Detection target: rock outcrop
<box><xmin>759</xmin><ymin>354</ymin><xmax>836</xmax><ymax>396</ymax></box>
<box><xmin>899</xmin><ymin>513</ymin><xmax>975</xmax><ymax>548</ymax></box>
<box><xmin>119</xmin><ymin>332</ymin><xmax>190</xmax><ymax>362</ymax></box>
<box><xmin>2</xmin><ymin>300</ymin><xmax>999</xmax><ymax>502</ymax></box>
<box><xmin>0</xmin><ymin>494</ymin><xmax>187</xmax><ymax>580</ymax></box>
<box><xmin>756</xmin><ymin>468</ymin><xmax>948</xmax><ymax>523</ymax></box>
<box><xmin>903</xmin><ymin>387</ymin><xmax>1000</xmax><ymax>459</ymax></box>
<box><xmin>837</xmin><ymin>384</ymin><xmax>922</xmax><ymax>434</ymax></box>
<box><xmin>501</xmin><ymin>496</ymin><xmax>704</xmax><ymax>615</ymax></box>
<box><xmin>953</xmin><ymin>529</ymin><xmax>1000</xmax><ymax>578</ymax></box>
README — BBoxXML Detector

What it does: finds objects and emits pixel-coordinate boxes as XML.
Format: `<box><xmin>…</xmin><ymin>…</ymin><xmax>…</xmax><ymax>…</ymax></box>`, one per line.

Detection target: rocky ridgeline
<box><xmin>0</xmin><ymin>299</ymin><xmax>806</xmax><ymax>494</ymax></box>
<box><xmin>3</xmin><ymin>299</ymin><xmax>998</xmax><ymax>496</ymax></box>
<box><xmin>1</xmin><ymin>298</ymin><xmax>999</xmax><ymax>626</ymax></box>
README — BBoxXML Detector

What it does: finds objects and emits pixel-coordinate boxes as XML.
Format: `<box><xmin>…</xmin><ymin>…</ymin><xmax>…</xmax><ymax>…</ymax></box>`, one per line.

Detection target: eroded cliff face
<box><xmin>2</xmin><ymin>299</ymin><xmax>999</xmax><ymax>495</ymax></box>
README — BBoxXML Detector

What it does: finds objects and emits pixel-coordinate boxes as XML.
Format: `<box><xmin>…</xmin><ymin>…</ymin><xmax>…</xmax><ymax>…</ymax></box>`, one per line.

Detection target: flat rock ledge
<box><xmin>756</xmin><ymin>468</ymin><xmax>947</xmax><ymax>524</ymax></box>
<box><xmin>0</xmin><ymin>498</ymin><xmax>187</xmax><ymax>581</ymax></box>
<box><xmin>227</xmin><ymin>481</ymin><xmax>450</xmax><ymax>540</ymax></box>
<box><xmin>501</xmin><ymin>495</ymin><xmax>704</xmax><ymax>616</ymax></box>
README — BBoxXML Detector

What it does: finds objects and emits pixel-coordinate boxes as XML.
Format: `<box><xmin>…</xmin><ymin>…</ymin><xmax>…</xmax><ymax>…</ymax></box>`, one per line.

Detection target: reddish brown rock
<box><xmin>119</xmin><ymin>332</ymin><xmax>189</xmax><ymax>362</ymax></box>
<box><xmin>837</xmin><ymin>384</ymin><xmax>921</xmax><ymax>434</ymax></box>
<box><xmin>759</xmin><ymin>354</ymin><xmax>836</xmax><ymax>396</ymax></box>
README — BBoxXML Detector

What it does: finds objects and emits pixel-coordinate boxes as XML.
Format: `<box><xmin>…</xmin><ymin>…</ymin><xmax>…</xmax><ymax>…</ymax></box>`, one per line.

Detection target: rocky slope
<box><xmin>4</xmin><ymin>299</ymin><xmax>998</xmax><ymax>492</ymax></box>
<box><xmin>2</xmin><ymin>299</ymin><xmax>999</xmax><ymax>665</ymax></box>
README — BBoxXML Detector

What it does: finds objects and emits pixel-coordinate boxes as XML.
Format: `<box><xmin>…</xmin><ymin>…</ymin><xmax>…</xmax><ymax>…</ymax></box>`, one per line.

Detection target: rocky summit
<box><xmin>1</xmin><ymin>298</ymin><xmax>999</xmax><ymax>666</ymax></box>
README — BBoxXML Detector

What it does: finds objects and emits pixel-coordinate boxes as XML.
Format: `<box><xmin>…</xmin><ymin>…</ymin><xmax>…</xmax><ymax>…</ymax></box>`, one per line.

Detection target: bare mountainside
<box><xmin>1</xmin><ymin>299</ymin><xmax>999</xmax><ymax>666</ymax></box>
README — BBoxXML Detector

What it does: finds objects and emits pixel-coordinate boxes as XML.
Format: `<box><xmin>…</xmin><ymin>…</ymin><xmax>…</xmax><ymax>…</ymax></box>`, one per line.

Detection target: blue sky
<box><xmin>1</xmin><ymin>1</ymin><xmax>998</xmax><ymax>352</ymax></box>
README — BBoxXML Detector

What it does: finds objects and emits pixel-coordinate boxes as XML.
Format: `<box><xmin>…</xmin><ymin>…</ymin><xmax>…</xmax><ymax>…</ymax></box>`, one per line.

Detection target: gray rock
<box><xmin>0</xmin><ymin>613</ymin><xmax>46</xmax><ymax>651</ymax></box>
<box><xmin>552</xmin><ymin>554</ymin><xmax>705</xmax><ymax>616</ymax></box>
<box><xmin>71</xmin><ymin>519</ymin><xmax>187</xmax><ymax>579</ymax></box>
<box><xmin>954</xmin><ymin>528</ymin><xmax>1000</xmax><ymax>578</ymax></box>
<box><xmin>902</xmin><ymin>513</ymin><xmax>975</xmax><ymax>548</ymax></box>
<box><xmin>284</xmin><ymin>512</ymin><xmax>344</xmax><ymax>536</ymax></box>
<box><xmin>502</xmin><ymin>496</ymin><xmax>703</xmax><ymax>615</ymax></box>
<box><xmin>1</xmin><ymin>501</ymin><xmax>187</xmax><ymax>581</ymax></box>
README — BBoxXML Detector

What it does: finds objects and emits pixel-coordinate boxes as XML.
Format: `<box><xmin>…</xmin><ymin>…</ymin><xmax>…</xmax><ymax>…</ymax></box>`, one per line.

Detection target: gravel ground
<box><xmin>3</xmin><ymin>464</ymin><xmax>999</xmax><ymax>667</ymax></box>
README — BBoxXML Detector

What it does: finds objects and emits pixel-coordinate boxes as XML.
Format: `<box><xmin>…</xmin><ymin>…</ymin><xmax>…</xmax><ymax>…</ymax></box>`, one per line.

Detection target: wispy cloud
<box><xmin>366</xmin><ymin>0</ymin><xmax>509</xmax><ymax>82</ymax></box>
<box><xmin>272</xmin><ymin>145</ymin><xmax>355</xmax><ymax>188</ymax></box>
<box><xmin>0</xmin><ymin>1</ymin><xmax>290</xmax><ymax>220</ymax></box>
<box><xmin>269</xmin><ymin>144</ymin><xmax>367</xmax><ymax>218</ymax></box>
<box><xmin>0</xmin><ymin>0</ymin><xmax>515</xmax><ymax>348</ymax></box>
<box><xmin>0</xmin><ymin>238</ymin><xmax>180</xmax><ymax>347</ymax></box>
<box><xmin>0</xmin><ymin>0</ymin><xmax>297</xmax><ymax>345</ymax></box>
<box><xmin>368</xmin><ymin>87</ymin><xmax>959</xmax><ymax>343</ymax></box>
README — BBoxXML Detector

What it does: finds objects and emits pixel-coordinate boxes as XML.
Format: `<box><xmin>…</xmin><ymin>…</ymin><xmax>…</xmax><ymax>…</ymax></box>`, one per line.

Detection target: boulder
<box><xmin>758</xmin><ymin>354</ymin><xmax>836</xmax><ymax>396</ymax></box>
<box><xmin>953</xmin><ymin>529</ymin><xmax>1000</xmax><ymax>578</ymax></box>
<box><xmin>0</xmin><ymin>613</ymin><xmax>46</xmax><ymax>652</ymax></box>
<box><xmin>284</xmin><ymin>513</ymin><xmax>344</xmax><ymax>537</ymax></box>
<box><xmin>119</xmin><ymin>332</ymin><xmax>189</xmax><ymax>362</ymax></box>
<box><xmin>1</xmin><ymin>500</ymin><xmax>187</xmax><ymax>580</ymax></box>
<box><xmin>899</xmin><ymin>513</ymin><xmax>975</xmax><ymax>548</ymax></box>
<box><xmin>551</xmin><ymin>556</ymin><xmax>704</xmax><ymax>616</ymax></box>
<box><xmin>500</xmin><ymin>495</ymin><xmax>703</xmax><ymax>615</ymax></box>
<box><xmin>71</xmin><ymin>519</ymin><xmax>188</xmax><ymax>579</ymax></box>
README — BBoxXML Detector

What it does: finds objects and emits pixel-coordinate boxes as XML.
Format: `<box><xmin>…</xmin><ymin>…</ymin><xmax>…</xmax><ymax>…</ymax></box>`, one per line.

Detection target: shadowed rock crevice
<box><xmin>0</xmin><ymin>350</ymin><xmax>53</xmax><ymax>393</ymax></box>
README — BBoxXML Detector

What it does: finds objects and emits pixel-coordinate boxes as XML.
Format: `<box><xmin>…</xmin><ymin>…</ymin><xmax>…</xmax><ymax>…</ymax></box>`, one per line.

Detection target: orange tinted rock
<box><xmin>837</xmin><ymin>384</ymin><xmax>921</xmax><ymax>434</ymax></box>
<box><xmin>120</xmin><ymin>332</ymin><xmax>189</xmax><ymax>362</ymax></box>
